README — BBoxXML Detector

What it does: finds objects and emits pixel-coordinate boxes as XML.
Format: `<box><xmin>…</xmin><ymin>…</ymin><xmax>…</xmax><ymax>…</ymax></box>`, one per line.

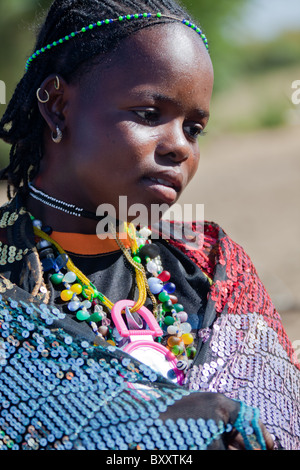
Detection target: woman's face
<box><xmin>51</xmin><ymin>23</ymin><xmax>214</xmax><ymax>220</ymax></box>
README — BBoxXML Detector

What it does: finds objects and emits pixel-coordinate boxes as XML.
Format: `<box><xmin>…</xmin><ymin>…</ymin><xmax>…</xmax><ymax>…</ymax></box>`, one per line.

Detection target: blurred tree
<box><xmin>181</xmin><ymin>0</ymin><xmax>252</xmax><ymax>89</ymax></box>
<box><xmin>0</xmin><ymin>0</ymin><xmax>54</xmax><ymax>166</ymax></box>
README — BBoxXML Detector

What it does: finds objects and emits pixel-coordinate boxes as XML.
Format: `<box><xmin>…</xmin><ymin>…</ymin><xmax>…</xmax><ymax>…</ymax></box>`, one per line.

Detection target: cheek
<box><xmin>72</xmin><ymin>115</ymin><xmax>152</xmax><ymax>165</ymax></box>
<box><xmin>186</xmin><ymin>152</ymin><xmax>200</xmax><ymax>184</ymax></box>
<box><xmin>111</xmin><ymin>121</ymin><xmax>157</xmax><ymax>166</ymax></box>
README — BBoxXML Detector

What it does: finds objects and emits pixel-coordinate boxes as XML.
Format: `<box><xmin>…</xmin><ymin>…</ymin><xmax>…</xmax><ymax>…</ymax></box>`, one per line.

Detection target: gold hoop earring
<box><xmin>54</xmin><ymin>76</ymin><xmax>60</xmax><ymax>90</ymax></box>
<box><xmin>51</xmin><ymin>126</ymin><xmax>63</xmax><ymax>144</ymax></box>
<box><xmin>36</xmin><ymin>88</ymin><xmax>50</xmax><ymax>103</ymax></box>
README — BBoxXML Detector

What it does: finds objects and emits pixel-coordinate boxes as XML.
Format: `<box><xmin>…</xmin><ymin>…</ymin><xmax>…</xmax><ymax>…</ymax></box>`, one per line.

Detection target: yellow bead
<box><xmin>107</xmin><ymin>339</ymin><xmax>116</xmax><ymax>346</ymax></box>
<box><xmin>61</xmin><ymin>289</ymin><xmax>73</xmax><ymax>302</ymax></box>
<box><xmin>182</xmin><ymin>333</ymin><xmax>194</xmax><ymax>345</ymax></box>
<box><xmin>71</xmin><ymin>283</ymin><xmax>83</xmax><ymax>295</ymax></box>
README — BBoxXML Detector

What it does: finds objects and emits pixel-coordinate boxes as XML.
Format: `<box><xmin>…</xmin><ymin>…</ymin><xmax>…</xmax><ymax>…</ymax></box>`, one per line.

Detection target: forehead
<box><xmin>80</xmin><ymin>23</ymin><xmax>213</xmax><ymax>104</ymax></box>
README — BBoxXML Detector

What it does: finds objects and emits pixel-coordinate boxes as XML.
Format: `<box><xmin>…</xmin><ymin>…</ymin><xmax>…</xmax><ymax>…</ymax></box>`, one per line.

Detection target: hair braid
<box><xmin>0</xmin><ymin>0</ymin><xmax>202</xmax><ymax>198</ymax></box>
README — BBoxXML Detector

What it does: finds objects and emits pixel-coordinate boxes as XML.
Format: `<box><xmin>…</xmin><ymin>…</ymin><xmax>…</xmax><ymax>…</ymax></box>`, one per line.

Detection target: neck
<box><xmin>26</xmin><ymin>179</ymin><xmax>111</xmax><ymax>234</ymax></box>
<box><xmin>26</xmin><ymin>194</ymin><xmax>100</xmax><ymax>234</ymax></box>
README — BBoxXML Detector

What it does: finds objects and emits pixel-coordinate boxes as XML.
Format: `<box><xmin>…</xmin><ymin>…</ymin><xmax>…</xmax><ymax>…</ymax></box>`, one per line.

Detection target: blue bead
<box><xmin>68</xmin><ymin>301</ymin><xmax>81</xmax><ymax>312</ymax></box>
<box><xmin>148</xmin><ymin>277</ymin><xmax>163</xmax><ymax>294</ymax></box>
<box><xmin>164</xmin><ymin>282</ymin><xmax>176</xmax><ymax>294</ymax></box>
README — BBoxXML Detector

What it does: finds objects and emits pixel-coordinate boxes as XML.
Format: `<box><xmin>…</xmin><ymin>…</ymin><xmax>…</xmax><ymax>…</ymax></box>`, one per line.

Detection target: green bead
<box><xmin>172</xmin><ymin>344</ymin><xmax>184</xmax><ymax>356</ymax></box>
<box><xmin>81</xmin><ymin>27</ymin><xmax>86</xmax><ymax>32</ymax></box>
<box><xmin>143</xmin><ymin>13</ymin><xmax>148</xmax><ymax>17</ymax></box>
<box><xmin>97</xmin><ymin>21</ymin><xmax>102</xmax><ymax>26</ymax></box>
<box><xmin>174</xmin><ymin>303</ymin><xmax>184</xmax><ymax>313</ymax></box>
<box><xmin>105</xmin><ymin>19</ymin><xmax>110</xmax><ymax>24</ymax></box>
<box><xmin>89</xmin><ymin>311</ymin><xmax>103</xmax><ymax>323</ymax></box>
<box><xmin>88</xmin><ymin>24</ymin><xmax>94</xmax><ymax>29</ymax></box>
<box><xmin>158</xmin><ymin>291</ymin><xmax>170</xmax><ymax>303</ymax></box>
<box><xmin>134</xmin><ymin>14</ymin><xmax>139</xmax><ymax>18</ymax></box>
<box><xmin>187</xmin><ymin>346</ymin><xmax>197</xmax><ymax>358</ymax></box>
<box><xmin>157</xmin><ymin>12</ymin><xmax>162</xmax><ymax>18</ymax></box>
<box><xmin>70</xmin><ymin>33</ymin><xmax>76</xmax><ymax>37</ymax></box>
<box><xmin>126</xmin><ymin>15</ymin><xmax>131</xmax><ymax>19</ymax></box>
<box><xmin>76</xmin><ymin>309</ymin><xmax>90</xmax><ymax>321</ymax></box>
<box><xmin>162</xmin><ymin>300</ymin><xmax>173</xmax><ymax>312</ymax></box>
<box><xmin>50</xmin><ymin>273</ymin><xmax>64</xmax><ymax>285</ymax></box>
<box><xmin>118</xmin><ymin>16</ymin><xmax>123</xmax><ymax>21</ymax></box>
<box><xmin>164</xmin><ymin>315</ymin><xmax>175</xmax><ymax>326</ymax></box>
<box><xmin>133</xmin><ymin>256</ymin><xmax>141</xmax><ymax>263</ymax></box>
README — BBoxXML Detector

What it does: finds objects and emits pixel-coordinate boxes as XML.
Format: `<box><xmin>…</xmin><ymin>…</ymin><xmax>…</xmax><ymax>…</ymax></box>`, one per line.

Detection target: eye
<box><xmin>184</xmin><ymin>123</ymin><xmax>206</xmax><ymax>141</ymax></box>
<box><xmin>133</xmin><ymin>108</ymin><xmax>160</xmax><ymax>125</ymax></box>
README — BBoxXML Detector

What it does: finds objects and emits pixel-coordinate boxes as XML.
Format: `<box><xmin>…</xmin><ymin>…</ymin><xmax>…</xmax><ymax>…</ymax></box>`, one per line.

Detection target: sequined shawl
<box><xmin>0</xmin><ymin>195</ymin><xmax>299</xmax><ymax>450</ymax></box>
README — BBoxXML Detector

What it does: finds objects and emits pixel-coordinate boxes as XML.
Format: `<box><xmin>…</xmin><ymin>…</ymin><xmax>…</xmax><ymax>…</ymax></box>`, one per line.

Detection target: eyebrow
<box><xmin>133</xmin><ymin>90</ymin><xmax>210</xmax><ymax>120</ymax></box>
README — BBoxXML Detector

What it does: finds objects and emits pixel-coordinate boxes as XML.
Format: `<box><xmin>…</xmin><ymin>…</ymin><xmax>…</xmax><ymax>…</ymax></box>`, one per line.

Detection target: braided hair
<box><xmin>0</xmin><ymin>0</ymin><xmax>201</xmax><ymax>199</ymax></box>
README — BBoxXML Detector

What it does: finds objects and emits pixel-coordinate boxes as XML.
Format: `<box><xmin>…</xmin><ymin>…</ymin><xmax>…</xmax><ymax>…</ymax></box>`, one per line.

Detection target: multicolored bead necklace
<box><xmin>33</xmin><ymin>218</ymin><xmax>198</xmax><ymax>377</ymax></box>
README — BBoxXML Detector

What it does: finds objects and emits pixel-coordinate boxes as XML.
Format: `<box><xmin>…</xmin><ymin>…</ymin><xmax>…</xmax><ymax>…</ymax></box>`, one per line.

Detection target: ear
<box><xmin>36</xmin><ymin>74</ymin><xmax>70</xmax><ymax>134</ymax></box>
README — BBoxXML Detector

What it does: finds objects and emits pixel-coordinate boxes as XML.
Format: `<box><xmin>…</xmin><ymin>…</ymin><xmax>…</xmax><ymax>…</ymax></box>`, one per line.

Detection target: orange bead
<box><xmin>182</xmin><ymin>333</ymin><xmax>194</xmax><ymax>345</ymax></box>
<box><xmin>167</xmin><ymin>336</ymin><xmax>182</xmax><ymax>348</ymax></box>
<box><xmin>60</xmin><ymin>289</ymin><xmax>73</xmax><ymax>302</ymax></box>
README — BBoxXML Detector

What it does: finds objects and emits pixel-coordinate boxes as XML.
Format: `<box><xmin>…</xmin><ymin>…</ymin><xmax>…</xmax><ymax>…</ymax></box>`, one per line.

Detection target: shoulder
<box><xmin>165</xmin><ymin>220</ymin><xmax>240</xmax><ymax>277</ymax></box>
<box><xmin>0</xmin><ymin>194</ymin><xmax>35</xmax><ymax>265</ymax></box>
<box><xmin>168</xmin><ymin>221</ymin><xmax>299</xmax><ymax>367</ymax></box>
<box><xmin>167</xmin><ymin>219</ymin><xmax>264</xmax><ymax>302</ymax></box>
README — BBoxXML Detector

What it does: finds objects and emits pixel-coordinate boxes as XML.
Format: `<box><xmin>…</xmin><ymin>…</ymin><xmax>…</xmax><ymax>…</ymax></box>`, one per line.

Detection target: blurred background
<box><xmin>0</xmin><ymin>0</ymin><xmax>299</xmax><ymax>346</ymax></box>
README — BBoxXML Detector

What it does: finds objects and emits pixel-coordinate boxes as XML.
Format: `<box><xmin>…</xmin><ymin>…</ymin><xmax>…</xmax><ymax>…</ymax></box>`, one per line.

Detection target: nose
<box><xmin>156</xmin><ymin>120</ymin><xmax>193</xmax><ymax>163</ymax></box>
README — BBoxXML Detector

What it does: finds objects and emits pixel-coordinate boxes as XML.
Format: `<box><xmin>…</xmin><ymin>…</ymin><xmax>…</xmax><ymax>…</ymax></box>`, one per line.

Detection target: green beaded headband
<box><xmin>25</xmin><ymin>12</ymin><xmax>209</xmax><ymax>71</ymax></box>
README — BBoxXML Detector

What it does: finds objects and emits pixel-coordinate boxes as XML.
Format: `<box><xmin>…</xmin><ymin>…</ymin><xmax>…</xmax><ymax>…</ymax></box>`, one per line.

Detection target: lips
<box><xmin>141</xmin><ymin>171</ymin><xmax>183</xmax><ymax>203</ymax></box>
<box><xmin>149</xmin><ymin>177</ymin><xmax>176</xmax><ymax>189</ymax></box>
<box><xmin>145</xmin><ymin>171</ymin><xmax>183</xmax><ymax>192</ymax></box>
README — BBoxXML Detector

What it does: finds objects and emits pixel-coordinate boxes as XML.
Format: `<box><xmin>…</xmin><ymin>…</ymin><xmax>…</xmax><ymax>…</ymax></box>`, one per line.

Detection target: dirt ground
<box><xmin>0</xmin><ymin>124</ymin><xmax>299</xmax><ymax>349</ymax></box>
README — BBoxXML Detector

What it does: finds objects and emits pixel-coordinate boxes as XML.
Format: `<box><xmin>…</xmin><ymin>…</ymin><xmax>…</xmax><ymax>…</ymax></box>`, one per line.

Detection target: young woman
<box><xmin>0</xmin><ymin>0</ymin><xmax>297</xmax><ymax>450</ymax></box>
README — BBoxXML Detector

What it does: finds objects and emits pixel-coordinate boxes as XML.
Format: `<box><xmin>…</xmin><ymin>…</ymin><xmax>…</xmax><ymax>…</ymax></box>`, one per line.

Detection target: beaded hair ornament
<box><xmin>25</xmin><ymin>12</ymin><xmax>209</xmax><ymax>71</ymax></box>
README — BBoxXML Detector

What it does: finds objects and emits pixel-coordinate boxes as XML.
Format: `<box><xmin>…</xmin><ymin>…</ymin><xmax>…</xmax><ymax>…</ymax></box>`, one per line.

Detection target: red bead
<box><xmin>169</xmin><ymin>295</ymin><xmax>178</xmax><ymax>304</ymax></box>
<box><xmin>157</xmin><ymin>270</ymin><xmax>171</xmax><ymax>282</ymax></box>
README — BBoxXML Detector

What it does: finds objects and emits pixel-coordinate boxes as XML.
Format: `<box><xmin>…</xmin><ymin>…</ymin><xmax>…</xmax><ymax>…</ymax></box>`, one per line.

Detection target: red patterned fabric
<box><xmin>168</xmin><ymin>221</ymin><xmax>299</xmax><ymax>369</ymax></box>
<box><xmin>167</xmin><ymin>221</ymin><xmax>300</xmax><ymax>449</ymax></box>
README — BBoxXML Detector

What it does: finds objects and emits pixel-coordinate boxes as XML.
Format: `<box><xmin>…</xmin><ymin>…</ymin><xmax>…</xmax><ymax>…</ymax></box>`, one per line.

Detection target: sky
<box><xmin>233</xmin><ymin>0</ymin><xmax>300</xmax><ymax>41</ymax></box>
